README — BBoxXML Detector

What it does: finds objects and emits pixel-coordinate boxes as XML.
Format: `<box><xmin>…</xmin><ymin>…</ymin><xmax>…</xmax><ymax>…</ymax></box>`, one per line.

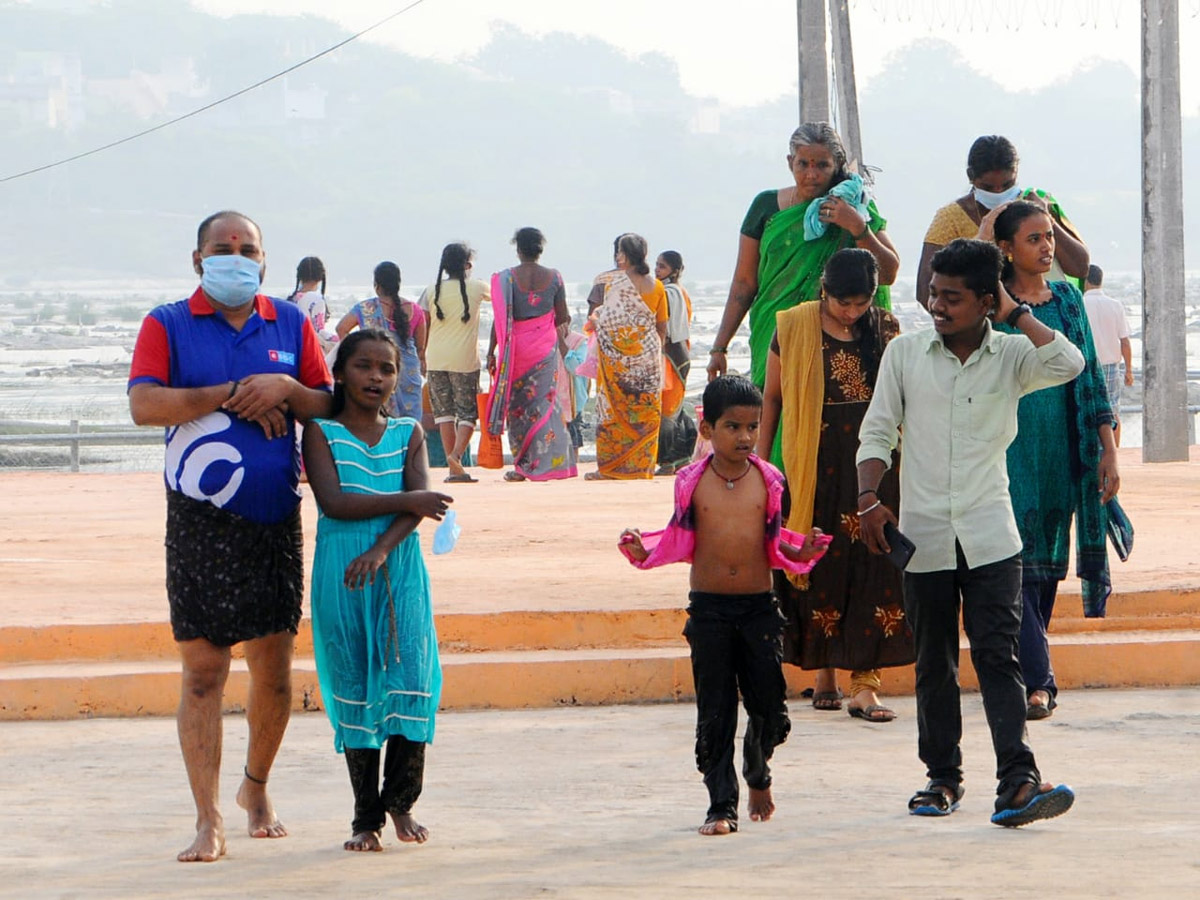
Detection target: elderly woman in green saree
<box><xmin>707</xmin><ymin>124</ymin><xmax>899</xmax><ymax>465</ymax></box>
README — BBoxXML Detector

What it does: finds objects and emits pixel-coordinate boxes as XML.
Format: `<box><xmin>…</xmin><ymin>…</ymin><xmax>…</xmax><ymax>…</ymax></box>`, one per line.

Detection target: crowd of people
<box><xmin>130</xmin><ymin>119</ymin><xmax>1138</xmax><ymax>858</ymax></box>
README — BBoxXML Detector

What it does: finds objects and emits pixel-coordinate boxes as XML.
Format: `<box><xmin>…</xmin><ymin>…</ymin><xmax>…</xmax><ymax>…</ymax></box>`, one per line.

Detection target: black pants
<box><xmin>685</xmin><ymin>591</ymin><xmax>791</xmax><ymax>823</ymax></box>
<box><xmin>344</xmin><ymin>736</ymin><xmax>425</xmax><ymax>834</ymax></box>
<box><xmin>903</xmin><ymin>544</ymin><xmax>1039</xmax><ymax>797</ymax></box>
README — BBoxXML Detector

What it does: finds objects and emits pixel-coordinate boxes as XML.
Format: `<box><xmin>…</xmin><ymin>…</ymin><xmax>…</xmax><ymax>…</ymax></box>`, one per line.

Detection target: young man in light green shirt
<box><xmin>855</xmin><ymin>238</ymin><xmax>1084</xmax><ymax>827</ymax></box>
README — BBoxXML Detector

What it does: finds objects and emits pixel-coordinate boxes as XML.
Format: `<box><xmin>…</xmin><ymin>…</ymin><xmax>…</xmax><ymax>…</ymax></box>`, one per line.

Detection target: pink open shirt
<box><xmin>619</xmin><ymin>454</ymin><xmax>831</xmax><ymax>574</ymax></box>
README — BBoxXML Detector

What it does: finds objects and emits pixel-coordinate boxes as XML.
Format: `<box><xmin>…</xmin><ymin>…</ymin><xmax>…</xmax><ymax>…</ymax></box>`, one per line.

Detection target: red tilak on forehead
<box><xmin>230</xmin><ymin>234</ymin><xmax>238</xmax><ymax>240</ymax></box>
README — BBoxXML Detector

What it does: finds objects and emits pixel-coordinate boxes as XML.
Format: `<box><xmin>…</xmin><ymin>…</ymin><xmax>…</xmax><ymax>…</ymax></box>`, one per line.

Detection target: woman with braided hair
<box><xmin>419</xmin><ymin>242</ymin><xmax>489</xmax><ymax>482</ymax></box>
<box><xmin>336</xmin><ymin>262</ymin><xmax>427</xmax><ymax>420</ymax></box>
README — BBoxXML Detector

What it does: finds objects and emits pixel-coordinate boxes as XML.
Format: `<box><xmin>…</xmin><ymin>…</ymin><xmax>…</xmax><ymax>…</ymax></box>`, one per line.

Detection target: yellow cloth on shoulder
<box><xmin>776</xmin><ymin>301</ymin><xmax>824</xmax><ymax>589</ymax></box>
<box><xmin>923</xmin><ymin>202</ymin><xmax>977</xmax><ymax>246</ymax></box>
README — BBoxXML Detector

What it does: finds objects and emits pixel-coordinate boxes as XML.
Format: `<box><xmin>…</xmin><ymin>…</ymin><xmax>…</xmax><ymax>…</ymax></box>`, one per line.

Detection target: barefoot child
<box><xmin>302</xmin><ymin>329</ymin><xmax>454</xmax><ymax>852</ymax></box>
<box><xmin>619</xmin><ymin>375</ymin><xmax>831</xmax><ymax>836</ymax></box>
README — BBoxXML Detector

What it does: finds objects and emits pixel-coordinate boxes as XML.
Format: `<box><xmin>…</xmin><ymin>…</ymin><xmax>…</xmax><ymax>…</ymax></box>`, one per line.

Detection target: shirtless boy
<box><xmin>620</xmin><ymin>375</ymin><xmax>829</xmax><ymax>835</ymax></box>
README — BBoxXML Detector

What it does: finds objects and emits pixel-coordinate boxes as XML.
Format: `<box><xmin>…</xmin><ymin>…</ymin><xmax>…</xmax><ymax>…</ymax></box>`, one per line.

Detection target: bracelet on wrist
<box><xmin>227</xmin><ymin>380</ymin><xmax>240</xmax><ymax>400</ymax></box>
<box><xmin>709</xmin><ymin>347</ymin><xmax>727</xmax><ymax>355</ymax></box>
<box><xmin>857</xmin><ymin>489</ymin><xmax>877</xmax><ymax>500</ymax></box>
<box><xmin>852</xmin><ymin>224</ymin><xmax>870</xmax><ymax>241</ymax></box>
<box><xmin>856</xmin><ymin>499</ymin><xmax>882</xmax><ymax>517</ymax></box>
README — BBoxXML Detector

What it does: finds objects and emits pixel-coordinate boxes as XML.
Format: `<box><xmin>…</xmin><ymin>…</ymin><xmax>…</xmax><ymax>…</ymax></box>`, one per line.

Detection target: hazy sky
<box><xmin>194</xmin><ymin>0</ymin><xmax>1200</xmax><ymax>113</ymax></box>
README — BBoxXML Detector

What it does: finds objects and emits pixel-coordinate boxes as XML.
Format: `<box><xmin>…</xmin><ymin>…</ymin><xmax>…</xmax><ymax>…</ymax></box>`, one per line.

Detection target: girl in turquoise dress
<box><xmin>302</xmin><ymin>328</ymin><xmax>455</xmax><ymax>852</ymax></box>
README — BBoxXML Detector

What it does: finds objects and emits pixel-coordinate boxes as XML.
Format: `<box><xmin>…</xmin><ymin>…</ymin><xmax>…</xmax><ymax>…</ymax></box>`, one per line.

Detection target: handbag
<box><xmin>475</xmin><ymin>387</ymin><xmax>505</xmax><ymax>469</ymax></box>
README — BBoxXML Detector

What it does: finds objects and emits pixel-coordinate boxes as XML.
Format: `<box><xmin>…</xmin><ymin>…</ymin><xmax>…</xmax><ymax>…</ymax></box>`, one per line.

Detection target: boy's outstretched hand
<box><xmin>780</xmin><ymin>527</ymin><xmax>828</xmax><ymax>563</ymax></box>
<box><xmin>618</xmin><ymin>528</ymin><xmax>648</xmax><ymax>562</ymax></box>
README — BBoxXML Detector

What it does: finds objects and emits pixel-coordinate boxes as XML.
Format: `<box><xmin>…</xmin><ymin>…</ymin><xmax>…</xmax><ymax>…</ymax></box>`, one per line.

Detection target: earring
<box><xmin>1006</xmin><ymin>254</ymin><xmax>1013</xmax><ymax>262</ymax></box>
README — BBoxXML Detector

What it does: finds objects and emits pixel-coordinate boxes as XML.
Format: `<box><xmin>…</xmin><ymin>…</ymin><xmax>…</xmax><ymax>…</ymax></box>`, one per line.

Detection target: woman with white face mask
<box><xmin>915</xmin><ymin>135</ymin><xmax>1090</xmax><ymax>309</ymax></box>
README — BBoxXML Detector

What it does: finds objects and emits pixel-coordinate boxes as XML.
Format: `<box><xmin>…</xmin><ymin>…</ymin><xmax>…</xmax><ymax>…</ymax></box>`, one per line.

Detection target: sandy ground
<box><xmin>1</xmin><ymin>446</ymin><xmax>1198</xmax><ymax>628</ymax></box>
<box><xmin>1</xmin><ymin>688</ymin><xmax>1198</xmax><ymax>899</ymax></box>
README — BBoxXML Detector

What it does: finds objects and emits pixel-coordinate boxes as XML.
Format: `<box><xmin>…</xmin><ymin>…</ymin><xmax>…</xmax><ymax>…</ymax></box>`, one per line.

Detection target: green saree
<box><xmin>747</xmin><ymin>198</ymin><xmax>890</xmax><ymax>390</ymax></box>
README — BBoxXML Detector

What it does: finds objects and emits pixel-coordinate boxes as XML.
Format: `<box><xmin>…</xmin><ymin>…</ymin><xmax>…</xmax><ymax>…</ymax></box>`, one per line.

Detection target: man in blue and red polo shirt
<box><xmin>129</xmin><ymin>210</ymin><xmax>333</xmax><ymax>863</ymax></box>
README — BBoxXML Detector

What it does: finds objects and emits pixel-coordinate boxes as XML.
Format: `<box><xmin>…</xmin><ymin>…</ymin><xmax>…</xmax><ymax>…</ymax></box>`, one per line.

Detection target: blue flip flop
<box><xmin>991</xmin><ymin>784</ymin><xmax>1075</xmax><ymax>827</ymax></box>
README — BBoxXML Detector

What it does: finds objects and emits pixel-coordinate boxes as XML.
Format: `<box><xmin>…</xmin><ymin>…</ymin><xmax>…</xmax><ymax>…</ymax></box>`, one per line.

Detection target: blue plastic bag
<box><xmin>432</xmin><ymin>509</ymin><xmax>460</xmax><ymax>555</ymax></box>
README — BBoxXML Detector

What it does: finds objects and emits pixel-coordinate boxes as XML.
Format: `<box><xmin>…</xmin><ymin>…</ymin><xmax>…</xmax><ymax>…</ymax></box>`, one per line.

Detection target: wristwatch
<box><xmin>1005</xmin><ymin>303</ymin><xmax>1032</xmax><ymax>327</ymax></box>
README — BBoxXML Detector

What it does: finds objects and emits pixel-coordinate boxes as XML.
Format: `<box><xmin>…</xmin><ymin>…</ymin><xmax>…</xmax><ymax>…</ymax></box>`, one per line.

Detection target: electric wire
<box><xmin>0</xmin><ymin>0</ymin><xmax>429</xmax><ymax>185</ymax></box>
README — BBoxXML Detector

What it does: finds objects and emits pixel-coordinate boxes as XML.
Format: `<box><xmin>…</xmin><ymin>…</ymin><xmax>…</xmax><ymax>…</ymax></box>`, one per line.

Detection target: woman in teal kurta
<box><xmin>991</xmin><ymin>201</ymin><xmax>1119</xmax><ymax>720</ymax></box>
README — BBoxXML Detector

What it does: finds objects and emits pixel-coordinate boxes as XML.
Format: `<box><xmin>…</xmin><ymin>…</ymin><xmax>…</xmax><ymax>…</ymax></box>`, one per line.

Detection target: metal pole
<box><xmin>1141</xmin><ymin>0</ymin><xmax>1188</xmax><ymax>461</ymax></box>
<box><xmin>69</xmin><ymin>419</ymin><xmax>80</xmax><ymax>472</ymax></box>
<box><xmin>828</xmin><ymin>0</ymin><xmax>863</xmax><ymax>168</ymax></box>
<box><xmin>797</xmin><ymin>0</ymin><xmax>829</xmax><ymax>123</ymax></box>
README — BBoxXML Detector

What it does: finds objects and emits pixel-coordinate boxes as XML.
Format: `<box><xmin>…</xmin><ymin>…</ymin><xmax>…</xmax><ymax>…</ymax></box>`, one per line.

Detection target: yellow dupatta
<box><xmin>776</xmin><ymin>301</ymin><xmax>824</xmax><ymax>588</ymax></box>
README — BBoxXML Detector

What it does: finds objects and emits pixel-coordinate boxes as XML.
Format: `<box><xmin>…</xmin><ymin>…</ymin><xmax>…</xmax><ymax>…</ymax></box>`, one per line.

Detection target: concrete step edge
<box><xmin>4</xmin><ymin>633</ymin><xmax>1200</xmax><ymax>721</ymax></box>
<box><xmin>6</xmin><ymin>594</ymin><xmax>1200</xmax><ymax>663</ymax></box>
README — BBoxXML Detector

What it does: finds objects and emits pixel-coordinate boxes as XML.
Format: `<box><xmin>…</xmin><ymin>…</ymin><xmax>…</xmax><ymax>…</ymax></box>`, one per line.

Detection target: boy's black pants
<box><xmin>685</xmin><ymin>590</ymin><xmax>791</xmax><ymax>824</ymax></box>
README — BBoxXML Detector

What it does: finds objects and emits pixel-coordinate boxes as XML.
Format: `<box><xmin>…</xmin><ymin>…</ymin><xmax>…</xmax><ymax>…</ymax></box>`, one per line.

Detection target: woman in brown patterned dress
<box><xmin>758</xmin><ymin>248</ymin><xmax>913</xmax><ymax>722</ymax></box>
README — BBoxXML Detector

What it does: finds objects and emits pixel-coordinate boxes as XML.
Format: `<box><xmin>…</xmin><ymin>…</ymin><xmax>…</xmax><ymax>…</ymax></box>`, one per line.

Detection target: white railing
<box><xmin>0</xmin><ymin>419</ymin><xmax>160</xmax><ymax>471</ymax></box>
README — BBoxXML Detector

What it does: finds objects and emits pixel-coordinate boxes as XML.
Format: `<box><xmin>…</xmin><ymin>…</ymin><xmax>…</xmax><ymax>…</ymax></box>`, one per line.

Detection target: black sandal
<box><xmin>908</xmin><ymin>781</ymin><xmax>964</xmax><ymax>817</ymax></box>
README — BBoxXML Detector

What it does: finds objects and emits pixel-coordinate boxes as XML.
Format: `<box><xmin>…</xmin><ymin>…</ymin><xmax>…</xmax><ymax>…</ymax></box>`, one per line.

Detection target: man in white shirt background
<box><xmin>1083</xmin><ymin>265</ymin><xmax>1133</xmax><ymax>445</ymax></box>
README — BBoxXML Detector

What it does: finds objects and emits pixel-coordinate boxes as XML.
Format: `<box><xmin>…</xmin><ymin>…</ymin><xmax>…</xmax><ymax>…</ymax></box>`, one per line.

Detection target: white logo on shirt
<box><xmin>165</xmin><ymin>412</ymin><xmax>244</xmax><ymax>508</ymax></box>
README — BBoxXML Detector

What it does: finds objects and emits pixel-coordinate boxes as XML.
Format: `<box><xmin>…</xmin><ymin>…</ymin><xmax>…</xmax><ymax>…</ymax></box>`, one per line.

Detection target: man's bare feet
<box><xmin>236</xmin><ymin>775</ymin><xmax>287</xmax><ymax>839</ymax></box>
<box><xmin>344</xmin><ymin>830</ymin><xmax>383</xmax><ymax>852</ymax></box>
<box><xmin>177</xmin><ymin>821</ymin><xmax>226</xmax><ymax>863</ymax></box>
<box><xmin>748</xmin><ymin>786</ymin><xmax>775</xmax><ymax>822</ymax></box>
<box><xmin>447</xmin><ymin>454</ymin><xmax>466</xmax><ymax>477</ymax></box>
<box><xmin>391</xmin><ymin>812</ymin><xmax>429</xmax><ymax>844</ymax></box>
<box><xmin>698</xmin><ymin>817</ymin><xmax>737</xmax><ymax>836</ymax></box>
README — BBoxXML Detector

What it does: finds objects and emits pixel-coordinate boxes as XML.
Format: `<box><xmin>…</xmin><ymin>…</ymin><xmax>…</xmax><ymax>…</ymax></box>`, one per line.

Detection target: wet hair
<box><xmin>966</xmin><ymin>135</ymin><xmax>1019</xmax><ymax>182</ymax></box>
<box><xmin>702</xmin><ymin>375</ymin><xmax>762</xmax><ymax>424</ymax></box>
<box><xmin>433</xmin><ymin>242</ymin><xmax>473</xmax><ymax>323</ymax></box>
<box><xmin>288</xmin><ymin>256</ymin><xmax>326</xmax><ymax>303</ymax></box>
<box><xmin>329</xmin><ymin>329</ymin><xmax>400</xmax><ymax>417</ymax></box>
<box><xmin>822</xmin><ymin>248</ymin><xmax>883</xmax><ymax>387</ymax></box>
<box><xmin>372</xmin><ymin>261</ymin><xmax>410</xmax><ymax>344</ymax></box>
<box><xmin>512</xmin><ymin>227</ymin><xmax>546</xmax><ymax>260</ymax></box>
<box><xmin>616</xmin><ymin>233</ymin><xmax>650</xmax><ymax>276</ymax></box>
<box><xmin>658</xmin><ymin>250</ymin><xmax>684</xmax><ymax>284</ymax></box>
<box><xmin>196</xmin><ymin>210</ymin><xmax>261</xmax><ymax>249</ymax></box>
<box><xmin>929</xmin><ymin>239</ymin><xmax>1003</xmax><ymax>307</ymax></box>
<box><xmin>993</xmin><ymin>200</ymin><xmax>1051</xmax><ymax>283</ymax></box>
<box><xmin>1087</xmin><ymin>264</ymin><xmax>1104</xmax><ymax>287</ymax></box>
<box><xmin>788</xmin><ymin>123</ymin><xmax>849</xmax><ymax>187</ymax></box>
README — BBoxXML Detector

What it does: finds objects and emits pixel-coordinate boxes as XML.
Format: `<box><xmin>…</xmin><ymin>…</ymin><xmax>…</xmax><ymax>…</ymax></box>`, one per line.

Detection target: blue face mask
<box><xmin>201</xmin><ymin>254</ymin><xmax>262</xmax><ymax>308</ymax></box>
<box><xmin>973</xmin><ymin>184</ymin><xmax>1022</xmax><ymax>210</ymax></box>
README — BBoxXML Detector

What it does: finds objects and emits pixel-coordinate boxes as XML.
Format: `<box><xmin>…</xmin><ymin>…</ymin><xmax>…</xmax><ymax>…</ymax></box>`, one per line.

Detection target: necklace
<box><xmin>710</xmin><ymin>460</ymin><xmax>752</xmax><ymax>490</ymax></box>
<box><xmin>821</xmin><ymin>310</ymin><xmax>854</xmax><ymax>339</ymax></box>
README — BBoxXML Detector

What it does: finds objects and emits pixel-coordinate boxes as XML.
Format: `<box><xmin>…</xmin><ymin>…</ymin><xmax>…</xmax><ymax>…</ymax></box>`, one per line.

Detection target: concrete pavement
<box><xmin>1</xmin><ymin>688</ymin><xmax>1198</xmax><ymax>898</ymax></box>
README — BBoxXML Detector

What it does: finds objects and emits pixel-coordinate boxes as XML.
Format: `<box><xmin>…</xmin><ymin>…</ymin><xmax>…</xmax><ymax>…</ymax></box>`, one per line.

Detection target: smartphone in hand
<box><xmin>882</xmin><ymin>520</ymin><xmax>916</xmax><ymax>570</ymax></box>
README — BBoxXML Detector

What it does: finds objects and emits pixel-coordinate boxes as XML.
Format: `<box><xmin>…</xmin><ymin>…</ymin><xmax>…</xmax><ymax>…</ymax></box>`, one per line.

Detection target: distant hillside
<box><xmin>0</xmin><ymin>1</ymin><xmax>1195</xmax><ymax>296</ymax></box>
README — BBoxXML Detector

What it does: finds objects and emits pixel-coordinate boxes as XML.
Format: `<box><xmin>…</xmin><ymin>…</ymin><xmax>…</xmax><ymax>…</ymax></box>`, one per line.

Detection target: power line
<box><xmin>0</xmin><ymin>0</ymin><xmax>430</xmax><ymax>185</ymax></box>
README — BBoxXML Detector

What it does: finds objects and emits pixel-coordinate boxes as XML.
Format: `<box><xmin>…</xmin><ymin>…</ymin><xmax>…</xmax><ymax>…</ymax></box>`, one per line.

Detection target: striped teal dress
<box><xmin>310</xmin><ymin>417</ymin><xmax>441</xmax><ymax>751</ymax></box>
